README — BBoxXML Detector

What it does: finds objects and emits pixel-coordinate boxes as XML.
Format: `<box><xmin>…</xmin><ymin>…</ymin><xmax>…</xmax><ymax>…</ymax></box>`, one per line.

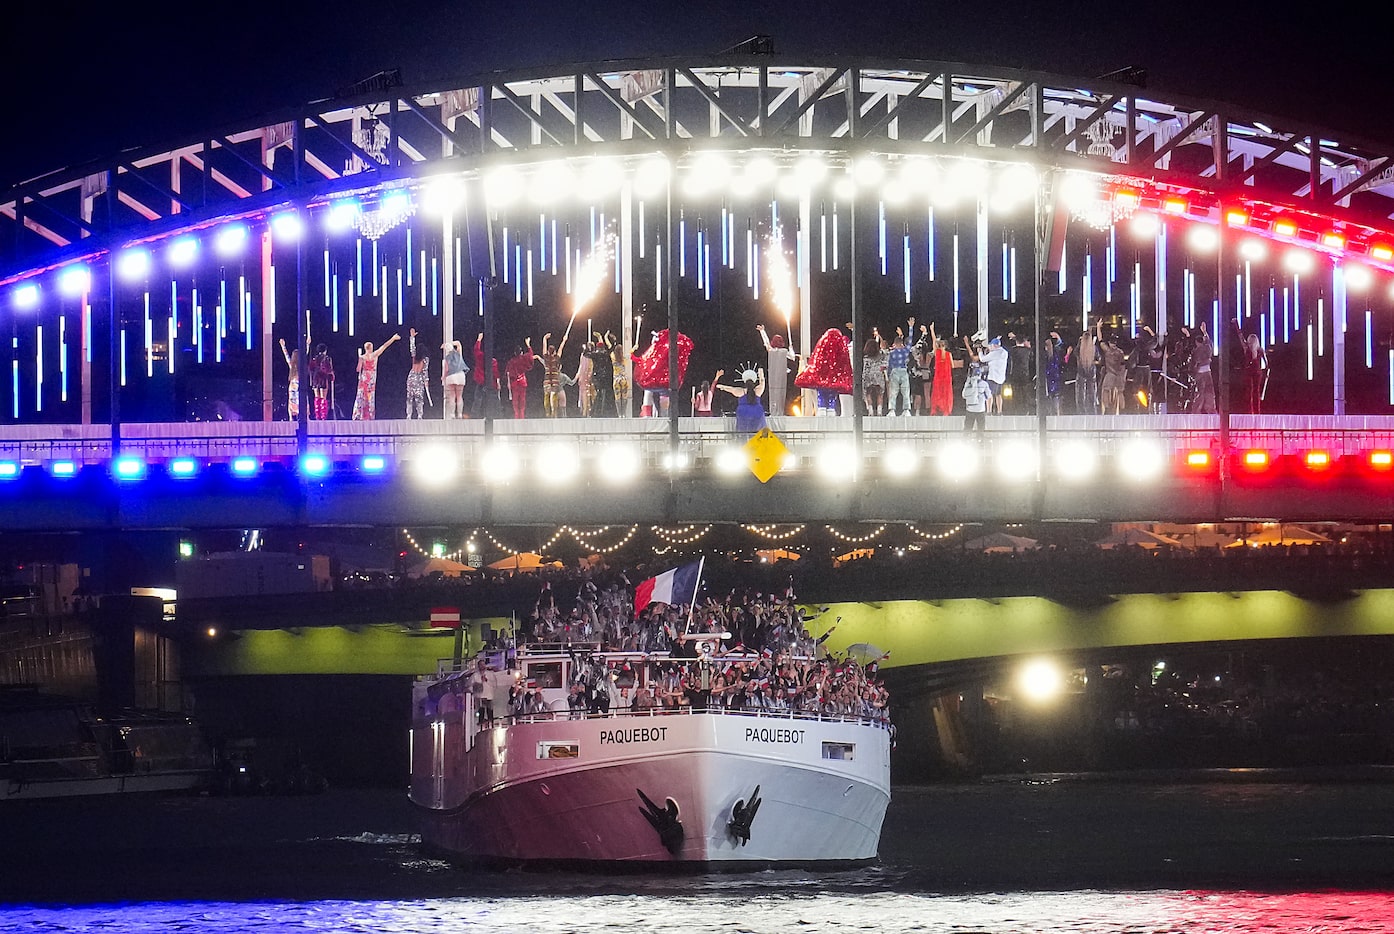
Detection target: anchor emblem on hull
<box><xmin>727</xmin><ymin>785</ymin><xmax>762</xmax><ymax>845</ymax></box>
<box><xmin>637</xmin><ymin>787</ymin><xmax>684</xmax><ymax>855</ymax></box>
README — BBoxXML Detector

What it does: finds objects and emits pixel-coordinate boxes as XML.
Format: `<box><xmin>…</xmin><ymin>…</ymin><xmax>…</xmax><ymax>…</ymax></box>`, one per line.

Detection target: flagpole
<box><xmin>683</xmin><ymin>556</ymin><xmax>706</xmax><ymax>636</ymax></box>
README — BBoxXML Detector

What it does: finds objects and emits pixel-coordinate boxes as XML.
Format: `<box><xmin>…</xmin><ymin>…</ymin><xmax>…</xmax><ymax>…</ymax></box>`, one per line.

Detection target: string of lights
<box><xmin>826</xmin><ymin>523</ymin><xmax>887</xmax><ymax>543</ymax></box>
<box><xmin>742</xmin><ymin>523</ymin><xmax>806</xmax><ymax>541</ymax></box>
<box><xmin>401</xmin><ymin>528</ymin><xmax>465</xmax><ymax>561</ymax></box>
<box><xmin>652</xmin><ymin>523</ymin><xmax>712</xmax><ymax>545</ymax></box>
<box><xmin>906</xmin><ymin>522</ymin><xmax>965</xmax><ymax>541</ymax></box>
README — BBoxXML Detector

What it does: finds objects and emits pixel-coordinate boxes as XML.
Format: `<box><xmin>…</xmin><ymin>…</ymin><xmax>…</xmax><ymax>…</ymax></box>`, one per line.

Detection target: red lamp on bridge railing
<box><xmin>1240</xmin><ymin>449</ymin><xmax>1271</xmax><ymax>471</ymax></box>
<box><xmin>1302</xmin><ymin>450</ymin><xmax>1332</xmax><ymax>471</ymax></box>
<box><xmin>1368</xmin><ymin>450</ymin><xmax>1394</xmax><ymax>471</ymax></box>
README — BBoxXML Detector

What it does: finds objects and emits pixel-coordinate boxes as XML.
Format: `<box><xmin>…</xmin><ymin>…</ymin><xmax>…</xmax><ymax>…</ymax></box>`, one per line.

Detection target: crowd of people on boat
<box><xmin>442</xmin><ymin>567</ymin><xmax>892</xmax><ymax>725</ymax></box>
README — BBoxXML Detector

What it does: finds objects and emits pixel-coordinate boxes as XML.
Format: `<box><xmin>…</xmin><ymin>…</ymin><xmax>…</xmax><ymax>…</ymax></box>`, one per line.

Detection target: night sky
<box><xmin>2</xmin><ymin>1</ymin><xmax>1390</xmax><ymax>191</ymax></box>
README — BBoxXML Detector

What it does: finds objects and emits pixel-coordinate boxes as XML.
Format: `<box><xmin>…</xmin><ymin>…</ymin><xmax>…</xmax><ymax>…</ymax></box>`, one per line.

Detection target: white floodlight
<box><xmin>683</xmin><ymin>151</ymin><xmax>732</xmax><ymax>196</ymax></box>
<box><xmin>714</xmin><ymin>446</ymin><xmax>747</xmax><ymax>476</ymax></box>
<box><xmin>832</xmin><ymin>175</ymin><xmax>856</xmax><ymax>201</ymax></box>
<box><xmin>1344</xmin><ymin>263</ymin><xmax>1373</xmax><ymax>290</ymax></box>
<box><xmin>1053</xmin><ymin>440</ymin><xmax>1098</xmax><ymax>481</ymax></box>
<box><xmin>580</xmin><ymin>157</ymin><xmax>625</xmax><ymax>198</ymax></box>
<box><xmin>530</xmin><ymin>161</ymin><xmax>577</xmax><ymax>205</ymax></box>
<box><xmin>1187</xmin><ymin>224</ymin><xmax>1220</xmax><ymax>252</ymax></box>
<box><xmin>661</xmin><ymin>450</ymin><xmax>690</xmax><ymax>472</ymax></box>
<box><xmin>745</xmin><ymin>155</ymin><xmax>777</xmax><ymax>186</ymax></box>
<box><xmin>992</xmin><ymin>163</ymin><xmax>1037</xmax><ymax>210</ymax></box>
<box><xmin>599</xmin><ymin>443</ymin><xmax>642</xmax><ymax>483</ymax></box>
<box><xmin>817</xmin><ymin>442</ymin><xmax>859</xmax><ymax>480</ymax></box>
<box><xmin>995</xmin><ymin>440</ymin><xmax>1038</xmax><ymax>481</ymax></box>
<box><xmin>1238</xmin><ymin>238</ymin><xmax>1267</xmax><ymax>261</ymax></box>
<box><xmin>1019</xmin><ymin>658</ymin><xmax>1065</xmax><ymax>702</ymax></box>
<box><xmin>420</xmin><ymin>176</ymin><xmax>466</xmax><ymax>214</ymax></box>
<box><xmin>484</xmin><ymin>165</ymin><xmax>525</xmax><ymax>206</ymax></box>
<box><xmin>882</xmin><ymin>445</ymin><xmax>918</xmax><ymax>478</ymax></box>
<box><xmin>936</xmin><ymin>440</ymin><xmax>980</xmax><ymax>481</ymax></box>
<box><xmin>947</xmin><ymin>159</ymin><xmax>988</xmax><ymax>197</ymax></box>
<box><xmin>1129</xmin><ymin>213</ymin><xmax>1160</xmax><ymax>238</ymax></box>
<box><xmin>1284</xmin><ymin>249</ymin><xmax>1315</xmax><ymax>274</ymax></box>
<box><xmin>852</xmin><ymin>156</ymin><xmax>885</xmax><ymax>188</ymax></box>
<box><xmin>411</xmin><ymin>446</ymin><xmax>459</xmax><ymax>487</ymax></box>
<box><xmin>479</xmin><ymin>443</ymin><xmax>519</xmax><ymax>483</ymax></box>
<box><xmin>1117</xmin><ymin>438</ymin><xmax>1165</xmax><ymax>480</ymax></box>
<box><xmin>633</xmin><ymin>156</ymin><xmax>671</xmax><ymax>198</ymax></box>
<box><xmin>1057</xmin><ymin>172</ymin><xmax>1098</xmax><ymax>213</ymax></box>
<box><xmin>794</xmin><ymin>156</ymin><xmax>829</xmax><ymax>189</ymax></box>
<box><xmin>535</xmin><ymin>441</ymin><xmax>581</xmax><ymax>484</ymax></box>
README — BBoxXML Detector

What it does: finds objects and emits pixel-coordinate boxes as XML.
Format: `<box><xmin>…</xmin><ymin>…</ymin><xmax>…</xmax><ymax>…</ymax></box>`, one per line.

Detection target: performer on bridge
<box><xmin>308</xmin><ymin>343</ymin><xmax>334</xmax><ymax>420</ymax></box>
<box><xmin>927</xmin><ymin>323</ymin><xmax>960</xmax><ymax>416</ymax></box>
<box><xmin>757</xmin><ymin>324</ymin><xmax>797</xmax><ymax>417</ymax></box>
<box><xmin>540</xmin><ymin>331</ymin><xmax>569</xmax><ymax>418</ymax></box>
<box><xmin>405</xmin><ymin>329</ymin><xmax>431</xmax><ymax>420</ymax></box>
<box><xmin>441</xmin><ymin>337</ymin><xmax>469</xmax><ymax>419</ymax></box>
<box><xmin>795</xmin><ymin>327</ymin><xmax>853</xmax><ymax>416</ymax></box>
<box><xmin>505</xmin><ymin>338</ymin><xmax>537</xmax><ymax>419</ymax></box>
<box><xmin>278</xmin><ymin>335</ymin><xmax>305</xmax><ymax>420</ymax></box>
<box><xmin>351</xmin><ymin>334</ymin><xmax>401</xmax><ymax>421</ymax></box>
<box><xmin>714</xmin><ymin>366</ymin><xmax>767</xmax><ymax>434</ymax></box>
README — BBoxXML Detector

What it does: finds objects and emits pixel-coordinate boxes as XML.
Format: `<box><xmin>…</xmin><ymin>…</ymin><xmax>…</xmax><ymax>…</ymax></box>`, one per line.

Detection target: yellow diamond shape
<box><xmin>744</xmin><ymin>428</ymin><xmax>789</xmax><ymax>483</ymax></box>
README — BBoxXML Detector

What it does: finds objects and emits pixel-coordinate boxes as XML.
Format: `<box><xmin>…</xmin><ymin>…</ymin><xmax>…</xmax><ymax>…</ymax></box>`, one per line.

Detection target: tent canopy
<box><xmin>963</xmin><ymin>532</ymin><xmax>1039</xmax><ymax>553</ymax></box>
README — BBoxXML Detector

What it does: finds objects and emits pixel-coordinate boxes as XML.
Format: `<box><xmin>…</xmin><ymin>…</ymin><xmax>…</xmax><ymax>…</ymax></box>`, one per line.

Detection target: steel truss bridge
<box><xmin>3</xmin><ymin>56</ymin><xmax>1394</xmax><ymax>532</ymax></box>
<box><xmin>3</xmin><ymin>415</ymin><xmax>1394</xmax><ymax>532</ymax></box>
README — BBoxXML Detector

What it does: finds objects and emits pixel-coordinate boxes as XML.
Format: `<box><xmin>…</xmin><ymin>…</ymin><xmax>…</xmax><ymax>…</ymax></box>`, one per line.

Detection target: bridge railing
<box><xmin>5</xmin><ymin>415</ymin><xmax>1394</xmax><ymax>472</ymax></box>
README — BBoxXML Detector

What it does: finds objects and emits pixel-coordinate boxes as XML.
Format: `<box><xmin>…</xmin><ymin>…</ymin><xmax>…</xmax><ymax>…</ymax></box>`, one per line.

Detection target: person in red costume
<box><xmin>504</xmin><ymin>338</ymin><xmax>536</xmax><ymax>419</ymax></box>
<box><xmin>632</xmin><ymin>328</ymin><xmax>693</xmax><ymax>417</ymax></box>
<box><xmin>794</xmin><ymin>327</ymin><xmax>853</xmax><ymax>416</ymax></box>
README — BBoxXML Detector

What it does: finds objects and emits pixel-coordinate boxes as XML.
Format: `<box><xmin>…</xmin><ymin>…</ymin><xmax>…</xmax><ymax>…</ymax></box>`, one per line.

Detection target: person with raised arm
<box><xmin>405</xmin><ymin>329</ymin><xmax>432</xmax><ymax>419</ymax></box>
<box><xmin>278</xmin><ymin>333</ymin><xmax>307</xmax><ymax>421</ymax></box>
<box><xmin>540</xmin><ymin>331</ymin><xmax>569</xmax><ymax>418</ymax></box>
<box><xmin>713</xmin><ymin>365</ymin><xmax>768</xmax><ymax>434</ymax></box>
<box><xmin>351</xmin><ymin>333</ymin><xmax>401</xmax><ymax>420</ymax></box>
<box><xmin>927</xmin><ymin>322</ymin><xmax>960</xmax><ymax>416</ymax></box>
<box><xmin>440</xmin><ymin>335</ymin><xmax>469</xmax><ymax>419</ymax></box>
<box><xmin>504</xmin><ymin>337</ymin><xmax>537</xmax><ymax>419</ymax></box>
<box><xmin>756</xmin><ymin>323</ymin><xmax>797</xmax><ymax>417</ymax></box>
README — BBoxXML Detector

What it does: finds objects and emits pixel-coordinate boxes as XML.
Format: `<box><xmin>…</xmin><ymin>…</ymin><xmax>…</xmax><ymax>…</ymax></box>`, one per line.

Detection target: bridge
<box><xmin>2</xmin><ymin>414</ymin><xmax>1394</xmax><ymax>531</ymax></box>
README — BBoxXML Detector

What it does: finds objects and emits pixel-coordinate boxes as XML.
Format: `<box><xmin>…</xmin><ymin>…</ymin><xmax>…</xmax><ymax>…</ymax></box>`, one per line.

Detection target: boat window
<box><xmin>537</xmin><ymin>741</ymin><xmax>579</xmax><ymax>759</ymax></box>
<box><xmin>821</xmin><ymin>742</ymin><xmax>855</xmax><ymax>761</ymax></box>
<box><xmin>529</xmin><ymin>662</ymin><xmax>563</xmax><ymax>689</ymax></box>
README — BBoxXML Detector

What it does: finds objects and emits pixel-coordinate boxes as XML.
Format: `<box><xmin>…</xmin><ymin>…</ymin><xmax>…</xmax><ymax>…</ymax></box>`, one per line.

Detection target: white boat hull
<box><xmin>411</xmin><ymin>710</ymin><xmax>890</xmax><ymax>866</ymax></box>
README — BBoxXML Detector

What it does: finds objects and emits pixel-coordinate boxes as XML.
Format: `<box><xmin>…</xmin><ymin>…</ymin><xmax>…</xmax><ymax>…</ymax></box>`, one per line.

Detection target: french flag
<box><xmin>634</xmin><ymin>561</ymin><xmax>703</xmax><ymax>613</ymax></box>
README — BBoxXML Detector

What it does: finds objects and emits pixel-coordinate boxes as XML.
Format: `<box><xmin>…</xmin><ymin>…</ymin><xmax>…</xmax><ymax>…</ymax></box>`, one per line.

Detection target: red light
<box><xmin>1273</xmin><ymin>218</ymin><xmax>1298</xmax><ymax>237</ymax></box>
<box><xmin>1242</xmin><ymin>450</ymin><xmax>1270</xmax><ymax>469</ymax></box>
<box><xmin>1226</xmin><ymin>210</ymin><xmax>1249</xmax><ymax>227</ymax></box>
<box><xmin>1304</xmin><ymin>450</ymin><xmax>1331</xmax><ymax>470</ymax></box>
<box><xmin>1114</xmin><ymin>189</ymin><xmax>1141</xmax><ymax>209</ymax></box>
<box><xmin>1323</xmin><ymin>232</ymin><xmax>1345</xmax><ymax>249</ymax></box>
<box><xmin>1162</xmin><ymin>197</ymin><xmax>1187</xmax><ymax>215</ymax></box>
<box><xmin>1369</xmin><ymin>450</ymin><xmax>1394</xmax><ymax>470</ymax></box>
<box><xmin>1185</xmin><ymin>451</ymin><xmax>1211</xmax><ymax>468</ymax></box>
<box><xmin>1372</xmin><ymin>244</ymin><xmax>1394</xmax><ymax>262</ymax></box>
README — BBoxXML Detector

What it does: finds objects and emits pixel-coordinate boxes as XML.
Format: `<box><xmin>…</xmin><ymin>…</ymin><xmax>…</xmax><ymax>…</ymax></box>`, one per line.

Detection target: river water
<box><xmin>3</xmin><ymin>777</ymin><xmax>1393</xmax><ymax>932</ymax></box>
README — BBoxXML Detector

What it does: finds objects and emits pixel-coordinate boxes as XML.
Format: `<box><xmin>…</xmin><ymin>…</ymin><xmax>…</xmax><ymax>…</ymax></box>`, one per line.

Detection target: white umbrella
<box><xmin>962</xmin><ymin>532</ymin><xmax>1039</xmax><ymax>553</ymax></box>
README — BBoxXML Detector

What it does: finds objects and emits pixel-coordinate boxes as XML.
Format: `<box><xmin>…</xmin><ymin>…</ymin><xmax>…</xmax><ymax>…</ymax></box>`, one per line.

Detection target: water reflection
<box><xmin>5</xmin><ymin>890</ymin><xmax>1394</xmax><ymax>934</ymax></box>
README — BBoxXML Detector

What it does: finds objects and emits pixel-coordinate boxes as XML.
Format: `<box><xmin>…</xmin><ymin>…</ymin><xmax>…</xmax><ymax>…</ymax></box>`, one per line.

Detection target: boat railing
<box><xmin>493</xmin><ymin>703</ymin><xmax>891</xmax><ymax>731</ymax></box>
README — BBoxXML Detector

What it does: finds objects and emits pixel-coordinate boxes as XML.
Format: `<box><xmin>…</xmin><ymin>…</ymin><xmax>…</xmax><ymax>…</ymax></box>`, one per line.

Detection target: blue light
<box><xmin>11</xmin><ymin>283</ymin><xmax>39</xmax><ymax>310</ymax></box>
<box><xmin>58</xmin><ymin>265</ymin><xmax>91</xmax><ymax>297</ymax></box>
<box><xmin>116</xmin><ymin>249</ymin><xmax>151</xmax><ymax>282</ymax></box>
<box><xmin>50</xmin><ymin>461</ymin><xmax>77</xmax><ymax>478</ymax></box>
<box><xmin>299</xmin><ymin>453</ymin><xmax>331</xmax><ymax>477</ymax></box>
<box><xmin>360</xmin><ymin>454</ymin><xmax>387</xmax><ymax>474</ymax></box>
<box><xmin>230</xmin><ymin>456</ymin><xmax>260</xmax><ymax>477</ymax></box>
<box><xmin>215</xmin><ymin>224</ymin><xmax>249</xmax><ymax>256</ymax></box>
<box><xmin>0</xmin><ymin>461</ymin><xmax>19</xmax><ymax>479</ymax></box>
<box><xmin>271</xmin><ymin>212</ymin><xmax>303</xmax><ymax>242</ymax></box>
<box><xmin>168</xmin><ymin>237</ymin><xmax>199</xmax><ymax>267</ymax></box>
<box><xmin>327</xmin><ymin>200</ymin><xmax>359</xmax><ymax>231</ymax></box>
<box><xmin>112</xmin><ymin>456</ymin><xmax>146</xmax><ymax>480</ymax></box>
<box><xmin>169</xmin><ymin>457</ymin><xmax>200</xmax><ymax>478</ymax></box>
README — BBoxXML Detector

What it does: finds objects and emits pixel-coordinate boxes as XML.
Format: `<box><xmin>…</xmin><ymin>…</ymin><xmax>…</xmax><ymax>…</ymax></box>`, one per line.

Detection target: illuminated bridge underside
<box><xmin>4</xmin><ymin>416</ymin><xmax>1394</xmax><ymax>531</ymax></box>
<box><xmin>5</xmin><ymin>56</ymin><xmax>1394</xmax><ymax>268</ymax></box>
<box><xmin>183</xmin><ymin>589</ymin><xmax>1394</xmax><ymax>678</ymax></box>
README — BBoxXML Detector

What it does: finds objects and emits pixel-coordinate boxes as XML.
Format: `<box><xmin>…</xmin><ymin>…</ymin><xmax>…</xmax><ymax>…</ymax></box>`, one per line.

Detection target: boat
<box><xmin>1</xmin><ymin>689</ymin><xmax>213</xmax><ymax>800</ymax></box>
<box><xmin>409</xmin><ymin>641</ymin><xmax>892</xmax><ymax>868</ymax></box>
